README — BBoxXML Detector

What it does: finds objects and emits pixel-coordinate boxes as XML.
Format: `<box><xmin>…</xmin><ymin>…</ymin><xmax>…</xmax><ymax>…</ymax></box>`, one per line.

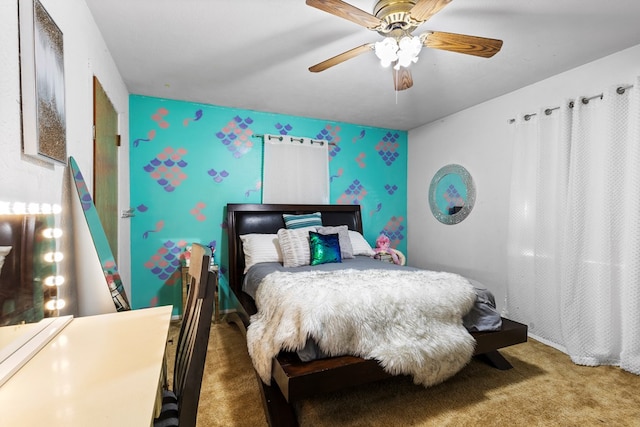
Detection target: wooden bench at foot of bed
<box><xmin>271</xmin><ymin>317</ymin><xmax>527</xmax><ymax>403</ymax></box>
<box><xmin>228</xmin><ymin>310</ymin><xmax>528</xmax><ymax>427</ymax></box>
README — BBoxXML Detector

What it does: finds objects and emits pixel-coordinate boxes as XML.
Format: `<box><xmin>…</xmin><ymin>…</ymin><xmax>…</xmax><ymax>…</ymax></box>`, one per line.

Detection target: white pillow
<box><xmin>277</xmin><ymin>226</ymin><xmax>317</xmax><ymax>268</ymax></box>
<box><xmin>240</xmin><ymin>234</ymin><xmax>282</xmax><ymax>273</ymax></box>
<box><xmin>317</xmin><ymin>225</ymin><xmax>354</xmax><ymax>259</ymax></box>
<box><xmin>348</xmin><ymin>231</ymin><xmax>375</xmax><ymax>257</ymax></box>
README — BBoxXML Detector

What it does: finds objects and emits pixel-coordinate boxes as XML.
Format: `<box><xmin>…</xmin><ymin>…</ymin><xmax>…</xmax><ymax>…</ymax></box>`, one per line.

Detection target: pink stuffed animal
<box><xmin>374</xmin><ymin>234</ymin><xmax>401</xmax><ymax>265</ymax></box>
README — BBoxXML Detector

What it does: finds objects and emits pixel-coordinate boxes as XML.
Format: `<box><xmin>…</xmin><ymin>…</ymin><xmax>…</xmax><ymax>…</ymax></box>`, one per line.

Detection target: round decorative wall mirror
<box><xmin>428</xmin><ymin>164</ymin><xmax>476</xmax><ymax>225</ymax></box>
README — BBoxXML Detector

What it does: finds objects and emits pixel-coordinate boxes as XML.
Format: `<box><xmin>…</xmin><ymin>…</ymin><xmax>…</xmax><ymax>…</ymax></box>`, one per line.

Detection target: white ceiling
<box><xmin>84</xmin><ymin>0</ymin><xmax>640</xmax><ymax>131</ymax></box>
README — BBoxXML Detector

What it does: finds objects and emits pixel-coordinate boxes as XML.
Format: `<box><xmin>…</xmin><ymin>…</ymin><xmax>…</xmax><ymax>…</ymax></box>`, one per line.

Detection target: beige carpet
<box><xmin>167</xmin><ymin>319</ymin><xmax>640</xmax><ymax>427</ymax></box>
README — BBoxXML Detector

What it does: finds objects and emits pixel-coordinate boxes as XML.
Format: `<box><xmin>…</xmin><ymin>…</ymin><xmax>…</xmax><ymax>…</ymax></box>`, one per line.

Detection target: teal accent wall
<box><xmin>129</xmin><ymin>95</ymin><xmax>407</xmax><ymax>315</ymax></box>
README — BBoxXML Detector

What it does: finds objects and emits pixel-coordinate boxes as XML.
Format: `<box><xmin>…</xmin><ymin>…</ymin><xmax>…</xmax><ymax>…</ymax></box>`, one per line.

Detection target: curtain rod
<box><xmin>252</xmin><ymin>133</ymin><xmax>336</xmax><ymax>146</ymax></box>
<box><xmin>508</xmin><ymin>84</ymin><xmax>634</xmax><ymax>124</ymax></box>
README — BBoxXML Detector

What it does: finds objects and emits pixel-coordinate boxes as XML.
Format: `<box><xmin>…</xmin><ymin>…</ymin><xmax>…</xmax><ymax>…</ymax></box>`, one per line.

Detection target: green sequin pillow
<box><xmin>309</xmin><ymin>231</ymin><xmax>342</xmax><ymax>266</ymax></box>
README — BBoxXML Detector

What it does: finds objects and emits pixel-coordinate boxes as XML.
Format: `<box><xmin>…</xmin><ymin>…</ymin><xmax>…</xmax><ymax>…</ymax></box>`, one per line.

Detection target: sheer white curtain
<box><xmin>262</xmin><ymin>135</ymin><xmax>329</xmax><ymax>204</ymax></box>
<box><xmin>507</xmin><ymin>77</ymin><xmax>640</xmax><ymax>375</ymax></box>
<box><xmin>507</xmin><ymin>104</ymin><xmax>571</xmax><ymax>346</ymax></box>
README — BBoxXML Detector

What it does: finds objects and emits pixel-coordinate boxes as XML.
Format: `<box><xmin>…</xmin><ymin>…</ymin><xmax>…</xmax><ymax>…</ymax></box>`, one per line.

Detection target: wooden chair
<box><xmin>154</xmin><ymin>243</ymin><xmax>216</xmax><ymax>427</ymax></box>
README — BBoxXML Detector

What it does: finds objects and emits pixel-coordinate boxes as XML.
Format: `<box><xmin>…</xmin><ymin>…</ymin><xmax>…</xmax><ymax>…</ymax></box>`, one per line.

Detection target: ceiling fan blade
<box><xmin>393</xmin><ymin>67</ymin><xmax>413</xmax><ymax>91</ymax></box>
<box><xmin>306</xmin><ymin>0</ymin><xmax>382</xmax><ymax>29</ymax></box>
<box><xmin>410</xmin><ymin>0</ymin><xmax>453</xmax><ymax>22</ymax></box>
<box><xmin>423</xmin><ymin>31</ymin><xmax>503</xmax><ymax>58</ymax></box>
<box><xmin>309</xmin><ymin>43</ymin><xmax>373</xmax><ymax>72</ymax></box>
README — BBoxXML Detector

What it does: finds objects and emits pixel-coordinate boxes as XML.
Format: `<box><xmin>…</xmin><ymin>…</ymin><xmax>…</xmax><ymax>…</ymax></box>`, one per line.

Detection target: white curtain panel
<box><xmin>262</xmin><ymin>135</ymin><xmax>329</xmax><ymax>204</ymax></box>
<box><xmin>506</xmin><ymin>105</ymin><xmax>570</xmax><ymax>347</ymax></box>
<box><xmin>507</xmin><ymin>77</ymin><xmax>640</xmax><ymax>375</ymax></box>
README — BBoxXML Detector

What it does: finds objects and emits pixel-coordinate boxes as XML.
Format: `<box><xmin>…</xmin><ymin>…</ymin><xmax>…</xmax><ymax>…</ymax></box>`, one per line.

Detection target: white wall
<box><xmin>0</xmin><ymin>0</ymin><xmax>130</xmax><ymax>313</ymax></box>
<box><xmin>408</xmin><ymin>44</ymin><xmax>640</xmax><ymax>312</ymax></box>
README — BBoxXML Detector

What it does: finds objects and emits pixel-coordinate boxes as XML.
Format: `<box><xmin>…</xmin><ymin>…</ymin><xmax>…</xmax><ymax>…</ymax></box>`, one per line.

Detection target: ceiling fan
<box><xmin>306</xmin><ymin>0</ymin><xmax>503</xmax><ymax>91</ymax></box>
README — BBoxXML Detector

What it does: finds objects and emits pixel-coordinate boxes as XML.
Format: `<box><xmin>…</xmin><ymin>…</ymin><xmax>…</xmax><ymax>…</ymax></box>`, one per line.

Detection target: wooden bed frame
<box><xmin>226</xmin><ymin>203</ymin><xmax>527</xmax><ymax>426</ymax></box>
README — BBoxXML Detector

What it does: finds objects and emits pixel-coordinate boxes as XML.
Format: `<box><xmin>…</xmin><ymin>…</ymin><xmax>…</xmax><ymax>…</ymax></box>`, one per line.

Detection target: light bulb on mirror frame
<box><xmin>43</xmin><ymin>227</ymin><xmax>63</xmax><ymax>239</ymax></box>
<box><xmin>44</xmin><ymin>275</ymin><xmax>65</xmax><ymax>287</ymax></box>
<box><xmin>45</xmin><ymin>298</ymin><xmax>66</xmax><ymax>311</ymax></box>
<box><xmin>44</xmin><ymin>251</ymin><xmax>64</xmax><ymax>263</ymax></box>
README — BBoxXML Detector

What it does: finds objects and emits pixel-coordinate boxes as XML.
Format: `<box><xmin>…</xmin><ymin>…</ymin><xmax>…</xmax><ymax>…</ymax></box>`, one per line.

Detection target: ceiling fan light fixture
<box><xmin>375</xmin><ymin>34</ymin><xmax>422</xmax><ymax>70</ymax></box>
<box><xmin>396</xmin><ymin>35</ymin><xmax>422</xmax><ymax>68</ymax></box>
<box><xmin>399</xmin><ymin>35</ymin><xmax>422</xmax><ymax>56</ymax></box>
<box><xmin>305</xmin><ymin>0</ymin><xmax>503</xmax><ymax>90</ymax></box>
<box><xmin>374</xmin><ymin>37</ymin><xmax>399</xmax><ymax>67</ymax></box>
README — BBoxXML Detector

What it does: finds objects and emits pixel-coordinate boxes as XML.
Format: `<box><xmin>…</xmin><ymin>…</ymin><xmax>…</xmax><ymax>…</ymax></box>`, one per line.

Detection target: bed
<box><xmin>226</xmin><ymin>203</ymin><xmax>527</xmax><ymax>426</ymax></box>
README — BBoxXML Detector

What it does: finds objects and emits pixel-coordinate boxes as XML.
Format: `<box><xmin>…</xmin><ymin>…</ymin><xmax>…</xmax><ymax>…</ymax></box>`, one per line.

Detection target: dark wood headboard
<box><xmin>226</xmin><ymin>203</ymin><xmax>363</xmax><ymax>304</ymax></box>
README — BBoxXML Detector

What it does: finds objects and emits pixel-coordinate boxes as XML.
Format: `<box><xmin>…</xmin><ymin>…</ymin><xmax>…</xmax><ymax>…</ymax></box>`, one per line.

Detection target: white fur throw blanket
<box><xmin>247</xmin><ymin>268</ymin><xmax>477</xmax><ymax>387</ymax></box>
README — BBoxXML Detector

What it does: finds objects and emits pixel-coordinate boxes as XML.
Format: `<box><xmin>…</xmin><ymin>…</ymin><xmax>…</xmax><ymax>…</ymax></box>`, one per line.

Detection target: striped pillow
<box><xmin>282</xmin><ymin>212</ymin><xmax>322</xmax><ymax>229</ymax></box>
<box><xmin>239</xmin><ymin>234</ymin><xmax>282</xmax><ymax>273</ymax></box>
<box><xmin>277</xmin><ymin>227</ymin><xmax>316</xmax><ymax>268</ymax></box>
<box><xmin>154</xmin><ymin>389</ymin><xmax>178</xmax><ymax>427</ymax></box>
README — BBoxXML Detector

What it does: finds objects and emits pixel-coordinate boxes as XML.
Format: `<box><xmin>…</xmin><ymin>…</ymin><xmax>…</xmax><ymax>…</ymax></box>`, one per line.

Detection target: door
<box><xmin>93</xmin><ymin>76</ymin><xmax>119</xmax><ymax>260</ymax></box>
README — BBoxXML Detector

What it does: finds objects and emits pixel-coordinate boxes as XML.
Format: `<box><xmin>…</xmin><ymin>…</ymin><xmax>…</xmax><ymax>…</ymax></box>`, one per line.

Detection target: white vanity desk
<box><xmin>0</xmin><ymin>305</ymin><xmax>172</xmax><ymax>426</ymax></box>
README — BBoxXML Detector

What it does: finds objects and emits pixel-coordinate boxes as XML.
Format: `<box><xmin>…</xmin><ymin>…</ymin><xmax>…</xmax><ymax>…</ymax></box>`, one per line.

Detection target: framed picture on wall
<box><xmin>18</xmin><ymin>0</ymin><xmax>67</xmax><ymax>166</ymax></box>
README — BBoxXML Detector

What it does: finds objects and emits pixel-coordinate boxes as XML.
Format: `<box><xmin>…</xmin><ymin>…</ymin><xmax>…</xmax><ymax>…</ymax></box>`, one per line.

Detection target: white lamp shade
<box><xmin>376</xmin><ymin>35</ymin><xmax>422</xmax><ymax>70</ymax></box>
<box><xmin>374</xmin><ymin>37</ymin><xmax>399</xmax><ymax>67</ymax></box>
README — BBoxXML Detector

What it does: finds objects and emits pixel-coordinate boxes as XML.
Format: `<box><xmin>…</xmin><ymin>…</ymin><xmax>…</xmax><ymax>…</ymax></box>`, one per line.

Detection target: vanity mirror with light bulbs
<box><xmin>0</xmin><ymin>201</ymin><xmax>66</xmax><ymax>385</ymax></box>
<box><xmin>0</xmin><ymin>202</ymin><xmax>64</xmax><ymax>327</ymax></box>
